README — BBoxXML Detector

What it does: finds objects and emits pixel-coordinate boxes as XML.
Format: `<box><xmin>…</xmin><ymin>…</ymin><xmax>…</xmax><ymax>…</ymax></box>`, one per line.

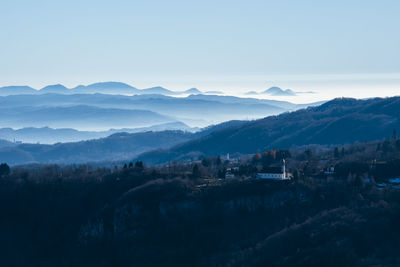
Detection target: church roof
<box><xmin>261</xmin><ymin>167</ymin><xmax>283</xmax><ymax>174</ymax></box>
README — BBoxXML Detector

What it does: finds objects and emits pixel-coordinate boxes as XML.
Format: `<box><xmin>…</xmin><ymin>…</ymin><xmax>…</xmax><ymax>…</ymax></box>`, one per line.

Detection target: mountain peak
<box><xmin>71</xmin><ymin>82</ymin><xmax>139</xmax><ymax>95</ymax></box>
<box><xmin>41</xmin><ymin>84</ymin><xmax>69</xmax><ymax>92</ymax></box>
<box><xmin>245</xmin><ymin>91</ymin><xmax>259</xmax><ymax>95</ymax></box>
<box><xmin>262</xmin><ymin>87</ymin><xmax>296</xmax><ymax>96</ymax></box>
<box><xmin>42</xmin><ymin>84</ymin><xmax>67</xmax><ymax>89</ymax></box>
<box><xmin>86</xmin><ymin>82</ymin><xmax>135</xmax><ymax>89</ymax></box>
<box><xmin>149</xmin><ymin>86</ymin><xmax>167</xmax><ymax>90</ymax></box>
<box><xmin>140</xmin><ymin>86</ymin><xmax>175</xmax><ymax>95</ymax></box>
<box><xmin>184</xmin><ymin>88</ymin><xmax>202</xmax><ymax>94</ymax></box>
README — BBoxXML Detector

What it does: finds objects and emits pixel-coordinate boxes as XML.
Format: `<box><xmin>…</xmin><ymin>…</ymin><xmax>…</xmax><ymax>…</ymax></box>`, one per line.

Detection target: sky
<box><xmin>0</xmin><ymin>0</ymin><xmax>399</xmax><ymax>102</ymax></box>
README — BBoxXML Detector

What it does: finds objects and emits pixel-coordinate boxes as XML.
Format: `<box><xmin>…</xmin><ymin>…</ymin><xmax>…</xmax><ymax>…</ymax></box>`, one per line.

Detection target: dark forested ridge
<box><xmin>138</xmin><ymin>97</ymin><xmax>400</xmax><ymax>164</ymax></box>
<box><xmin>2</xmin><ymin>96</ymin><xmax>400</xmax><ymax>266</ymax></box>
<box><xmin>1</xmin><ymin>138</ymin><xmax>400</xmax><ymax>266</ymax></box>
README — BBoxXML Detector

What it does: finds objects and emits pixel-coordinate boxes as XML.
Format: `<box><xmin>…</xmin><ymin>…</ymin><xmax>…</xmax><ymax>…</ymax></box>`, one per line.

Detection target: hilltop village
<box><xmin>138</xmin><ymin>136</ymin><xmax>400</xmax><ymax>190</ymax></box>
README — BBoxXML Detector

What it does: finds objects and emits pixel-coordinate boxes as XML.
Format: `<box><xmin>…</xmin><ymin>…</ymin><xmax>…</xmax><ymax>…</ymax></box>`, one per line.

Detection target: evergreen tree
<box><xmin>305</xmin><ymin>149</ymin><xmax>312</xmax><ymax>159</ymax></box>
<box><xmin>376</xmin><ymin>143</ymin><xmax>381</xmax><ymax>151</ymax></box>
<box><xmin>135</xmin><ymin>161</ymin><xmax>144</xmax><ymax>169</ymax></box>
<box><xmin>293</xmin><ymin>169</ymin><xmax>299</xmax><ymax>181</ymax></box>
<box><xmin>192</xmin><ymin>164</ymin><xmax>201</xmax><ymax>178</ymax></box>
<box><xmin>382</xmin><ymin>140</ymin><xmax>391</xmax><ymax>153</ymax></box>
<box><xmin>0</xmin><ymin>163</ymin><xmax>10</xmax><ymax>176</ymax></box>
<box><xmin>201</xmin><ymin>158</ymin><xmax>211</xmax><ymax>167</ymax></box>
<box><xmin>396</xmin><ymin>140</ymin><xmax>400</xmax><ymax>150</ymax></box>
<box><xmin>334</xmin><ymin>147</ymin><xmax>340</xmax><ymax>158</ymax></box>
<box><xmin>252</xmin><ymin>152</ymin><xmax>261</xmax><ymax>163</ymax></box>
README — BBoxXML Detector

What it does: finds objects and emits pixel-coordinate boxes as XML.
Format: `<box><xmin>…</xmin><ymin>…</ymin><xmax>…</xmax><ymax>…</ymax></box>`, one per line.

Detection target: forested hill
<box><xmin>0</xmin><ymin>122</ymin><xmax>248</xmax><ymax>165</ymax></box>
<box><xmin>0</xmin><ymin>131</ymin><xmax>194</xmax><ymax>165</ymax></box>
<box><xmin>138</xmin><ymin>97</ymin><xmax>400</xmax><ymax>164</ymax></box>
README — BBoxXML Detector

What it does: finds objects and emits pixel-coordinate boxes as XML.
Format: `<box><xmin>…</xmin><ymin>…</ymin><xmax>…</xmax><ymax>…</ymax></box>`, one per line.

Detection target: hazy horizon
<box><xmin>1</xmin><ymin>0</ymin><xmax>399</xmax><ymax>104</ymax></box>
<box><xmin>2</xmin><ymin>71</ymin><xmax>400</xmax><ymax>104</ymax></box>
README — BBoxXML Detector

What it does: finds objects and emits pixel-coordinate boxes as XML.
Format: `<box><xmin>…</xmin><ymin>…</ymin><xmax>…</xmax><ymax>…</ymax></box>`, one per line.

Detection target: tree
<box><xmin>305</xmin><ymin>149</ymin><xmax>312</xmax><ymax>159</ymax></box>
<box><xmin>192</xmin><ymin>164</ymin><xmax>201</xmax><ymax>179</ymax></box>
<box><xmin>216</xmin><ymin>156</ymin><xmax>222</xmax><ymax>166</ymax></box>
<box><xmin>261</xmin><ymin>152</ymin><xmax>274</xmax><ymax>168</ymax></box>
<box><xmin>0</xmin><ymin>163</ymin><xmax>10</xmax><ymax>176</ymax></box>
<box><xmin>396</xmin><ymin>140</ymin><xmax>400</xmax><ymax>150</ymax></box>
<box><xmin>376</xmin><ymin>143</ymin><xmax>381</xmax><ymax>151</ymax></box>
<box><xmin>217</xmin><ymin>169</ymin><xmax>225</xmax><ymax>179</ymax></box>
<box><xmin>252</xmin><ymin>152</ymin><xmax>261</xmax><ymax>162</ymax></box>
<box><xmin>293</xmin><ymin>169</ymin><xmax>299</xmax><ymax>181</ymax></box>
<box><xmin>201</xmin><ymin>158</ymin><xmax>211</xmax><ymax>167</ymax></box>
<box><xmin>382</xmin><ymin>140</ymin><xmax>391</xmax><ymax>153</ymax></box>
<box><xmin>392</xmin><ymin>129</ymin><xmax>397</xmax><ymax>140</ymax></box>
<box><xmin>354</xmin><ymin>175</ymin><xmax>364</xmax><ymax>189</ymax></box>
<box><xmin>276</xmin><ymin>150</ymin><xmax>291</xmax><ymax>160</ymax></box>
<box><xmin>128</xmin><ymin>162</ymin><xmax>133</xmax><ymax>168</ymax></box>
<box><xmin>334</xmin><ymin>147</ymin><xmax>340</xmax><ymax>158</ymax></box>
<box><xmin>135</xmin><ymin>161</ymin><xmax>144</xmax><ymax>169</ymax></box>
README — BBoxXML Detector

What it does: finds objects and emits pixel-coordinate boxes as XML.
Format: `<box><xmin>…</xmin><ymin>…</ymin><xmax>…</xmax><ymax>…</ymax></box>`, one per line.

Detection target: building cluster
<box><xmin>225</xmin><ymin>158</ymin><xmax>289</xmax><ymax>180</ymax></box>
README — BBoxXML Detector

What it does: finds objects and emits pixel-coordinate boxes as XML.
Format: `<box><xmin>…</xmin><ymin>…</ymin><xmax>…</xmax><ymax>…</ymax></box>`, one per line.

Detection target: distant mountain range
<box><xmin>0</xmin><ymin>139</ymin><xmax>16</xmax><ymax>149</ymax></box>
<box><xmin>0</xmin><ymin>122</ymin><xmax>194</xmax><ymax>144</ymax></box>
<box><xmin>0</xmin><ymin>122</ymin><xmax>244</xmax><ymax>165</ymax></box>
<box><xmin>0</xmin><ymin>93</ymin><xmax>318</xmax><ymax>128</ymax></box>
<box><xmin>2</xmin><ymin>96</ymin><xmax>400</xmax><ymax>165</ymax></box>
<box><xmin>0</xmin><ymin>105</ymin><xmax>177</xmax><ymax>130</ymax></box>
<box><xmin>246</xmin><ymin>86</ymin><xmax>314</xmax><ymax>96</ymax></box>
<box><xmin>1</xmin><ymin>82</ymin><xmax>315</xmax><ymax>98</ymax></box>
<box><xmin>0</xmin><ymin>130</ymin><xmax>195</xmax><ymax>165</ymax></box>
<box><xmin>0</xmin><ymin>83</ymin><xmax>324</xmax><ymax>165</ymax></box>
<box><xmin>0</xmin><ymin>82</ymin><xmax>205</xmax><ymax>96</ymax></box>
<box><xmin>137</xmin><ymin>96</ymin><xmax>400</xmax><ymax>164</ymax></box>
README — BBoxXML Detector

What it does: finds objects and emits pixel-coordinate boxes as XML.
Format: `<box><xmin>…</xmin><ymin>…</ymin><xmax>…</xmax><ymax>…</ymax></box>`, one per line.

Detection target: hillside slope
<box><xmin>0</xmin><ymin>105</ymin><xmax>176</xmax><ymax>130</ymax></box>
<box><xmin>0</xmin><ymin>121</ymin><xmax>248</xmax><ymax>165</ymax></box>
<box><xmin>0</xmin><ymin>131</ymin><xmax>193</xmax><ymax>165</ymax></box>
<box><xmin>138</xmin><ymin>97</ymin><xmax>400</xmax><ymax>163</ymax></box>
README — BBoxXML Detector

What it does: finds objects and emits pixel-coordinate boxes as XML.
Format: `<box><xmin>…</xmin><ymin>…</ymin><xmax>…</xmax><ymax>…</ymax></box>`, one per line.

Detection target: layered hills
<box><xmin>0</xmin><ymin>82</ymin><xmax>207</xmax><ymax>96</ymax></box>
<box><xmin>2</xmin><ymin>96</ymin><xmax>400</xmax><ymax>165</ymax></box>
<box><xmin>138</xmin><ymin>97</ymin><xmax>400</xmax><ymax>163</ymax></box>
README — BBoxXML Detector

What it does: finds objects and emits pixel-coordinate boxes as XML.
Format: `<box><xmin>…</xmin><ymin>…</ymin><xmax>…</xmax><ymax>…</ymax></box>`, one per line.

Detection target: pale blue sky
<box><xmin>0</xmin><ymin>0</ymin><xmax>399</xmax><ymax>99</ymax></box>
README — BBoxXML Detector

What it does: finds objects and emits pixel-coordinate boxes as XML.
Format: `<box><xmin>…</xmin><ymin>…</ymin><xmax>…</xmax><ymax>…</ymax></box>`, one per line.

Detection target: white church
<box><xmin>256</xmin><ymin>159</ymin><xmax>289</xmax><ymax>180</ymax></box>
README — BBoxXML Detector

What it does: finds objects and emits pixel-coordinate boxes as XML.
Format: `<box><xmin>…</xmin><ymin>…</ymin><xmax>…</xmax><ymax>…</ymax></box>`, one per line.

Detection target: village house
<box><xmin>225</xmin><ymin>167</ymin><xmax>240</xmax><ymax>179</ymax></box>
<box><xmin>225</xmin><ymin>172</ymin><xmax>235</xmax><ymax>179</ymax></box>
<box><xmin>324</xmin><ymin>165</ymin><xmax>335</xmax><ymax>175</ymax></box>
